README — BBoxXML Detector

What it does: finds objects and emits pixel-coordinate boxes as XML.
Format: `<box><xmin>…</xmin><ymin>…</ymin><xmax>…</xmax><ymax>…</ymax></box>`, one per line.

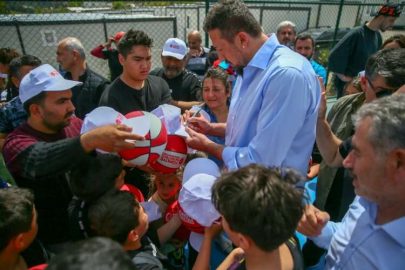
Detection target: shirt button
<box><xmin>350</xmin><ymin>243</ymin><xmax>355</xmax><ymax>249</ymax></box>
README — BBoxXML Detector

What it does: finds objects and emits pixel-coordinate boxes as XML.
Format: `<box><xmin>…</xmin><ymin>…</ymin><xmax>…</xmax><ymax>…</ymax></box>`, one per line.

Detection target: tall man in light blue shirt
<box><xmin>185</xmin><ymin>0</ymin><xmax>320</xmax><ymax>176</ymax></box>
<box><xmin>298</xmin><ymin>94</ymin><xmax>405</xmax><ymax>269</ymax></box>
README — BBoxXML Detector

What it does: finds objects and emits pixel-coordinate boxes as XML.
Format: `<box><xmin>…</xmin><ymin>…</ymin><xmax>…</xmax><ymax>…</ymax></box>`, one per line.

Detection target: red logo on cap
<box><xmin>115</xmin><ymin>113</ymin><xmax>125</xmax><ymax>125</ymax></box>
<box><xmin>170</xmin><ymin>44</ymin><xmax>180</xmax><ymax>50</ymax></box>
<box><xmin>49</xmin><ymin>71</ymin><xmax>59</xmax><ymax>76</ymax></box>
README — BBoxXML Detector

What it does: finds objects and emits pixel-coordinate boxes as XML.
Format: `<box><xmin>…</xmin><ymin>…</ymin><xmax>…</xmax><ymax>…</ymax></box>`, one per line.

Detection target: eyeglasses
<box><xmin>365</xmin><ymin>76</ymin><xmax>399</xmax><ymax>98</ymax></box>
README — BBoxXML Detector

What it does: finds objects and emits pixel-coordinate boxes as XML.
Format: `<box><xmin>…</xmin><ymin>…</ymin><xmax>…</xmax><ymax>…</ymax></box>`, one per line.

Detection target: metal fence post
<box><xmin>14</xmin><ymin>17</ymin><xmax>26</xmax><ymax>55</ymax></box>
<box><xmin>205</xmin><ymin>0</ymin><xmax>209</xmax><ymax>48</ymax></box>
<box><xmin>102</xmin><ymin>15</ymin><xmax>108</xmax><ymax>41</ymax></box>
<box><xmin>331</xmin><ymin>0</ymin><xmax>345</xmax><ymax>48</ymax></box>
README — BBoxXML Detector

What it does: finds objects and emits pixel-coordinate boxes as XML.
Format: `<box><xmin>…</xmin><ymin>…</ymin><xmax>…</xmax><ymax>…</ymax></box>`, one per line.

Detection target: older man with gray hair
<box><xmin>276</xmin><ymin>21</ymin><xmax>297</xmax><ymax>48</ymax></box>
<box><xmin>298</xmin><ymin>93</ymin><xmax>405</xmax><ymax>269</ymax></box>
<box><xmin>56</xmin><ymin>37</ymin><xmax>109</xmax><ymax>119</ymax></box>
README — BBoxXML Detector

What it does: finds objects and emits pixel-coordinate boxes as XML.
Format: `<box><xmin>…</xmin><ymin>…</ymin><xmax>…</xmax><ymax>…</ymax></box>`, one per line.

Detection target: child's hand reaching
<box><xmin>204</xmin><ymin>221</ymin><xmax>223</xmax><ymax>240</ymax></box>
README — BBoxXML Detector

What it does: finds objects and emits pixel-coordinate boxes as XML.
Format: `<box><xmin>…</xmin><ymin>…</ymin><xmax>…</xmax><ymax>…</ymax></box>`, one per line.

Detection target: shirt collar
<box><xmin>65</xmin><ymin>64</ymin><xmax>90</xmax><ymax>83</ymax></box>
<box><xmin>247</xmin><ymin>34</ymin><xmax>280</xmax><ymax>70</ymax></box>
<box><xmin>360</xmin><ymin>197</ymin><xmax>405</xmax><ymax>248</ymax></box>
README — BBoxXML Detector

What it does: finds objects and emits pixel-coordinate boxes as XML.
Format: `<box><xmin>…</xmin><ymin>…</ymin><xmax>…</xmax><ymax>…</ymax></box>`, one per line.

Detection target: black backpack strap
<box><xmin>132</xmin><ymin>251</ymin><xmax>164</xmax><ymax>269</ymax></box>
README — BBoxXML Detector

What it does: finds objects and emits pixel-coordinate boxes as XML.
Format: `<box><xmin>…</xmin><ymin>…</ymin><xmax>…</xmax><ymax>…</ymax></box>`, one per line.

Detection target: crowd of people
<box><xmin>0</xmin><ymin>0</ymin><xmax>404</xmax><ymax>269</ymax></box>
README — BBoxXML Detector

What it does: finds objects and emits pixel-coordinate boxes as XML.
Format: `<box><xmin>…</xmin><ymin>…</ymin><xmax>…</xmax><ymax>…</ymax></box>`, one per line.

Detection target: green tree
<box><xmin>0</xmin><ymin>1</ymin><xmax>10</xmax><ymax>14</ymax></box>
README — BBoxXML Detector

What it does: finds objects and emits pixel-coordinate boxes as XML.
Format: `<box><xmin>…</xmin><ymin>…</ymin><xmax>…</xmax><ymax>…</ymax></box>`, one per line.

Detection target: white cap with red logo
<box><xmin>19</xmin><ymin>64</ymin><xmax>82</xmax><ymax>103</ymax></box>
<box><xmin>162</xmin><ymin>38</ymin><xmax>187</xmax><ymax>60</ymax></box>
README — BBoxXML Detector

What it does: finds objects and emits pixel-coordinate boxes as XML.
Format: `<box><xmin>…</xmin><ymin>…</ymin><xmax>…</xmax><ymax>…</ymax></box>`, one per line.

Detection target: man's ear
<box><xmin>386</xmin><ymin>149</ymin><xmax>405</xmax><ymax>184</ymax></box>
<box><xmin>361</xmin><ymin>76</ymin><xmax>367</xmax><ymax>92</ymax></box>
<box><xmin>30</xmin><ymin>104</ymin><xmax>42</xmax><ymax>118</ymax></box>
<box><xmin>11</xmin><ymin>77</ymin><xmax>20</xmax><ymax>88</ymax></box>
<box><xmin>127</xmin><ymin>229</ymin><xmax>140</xmax><ymax>243</ymax></box>
<box><xmin>72</xmin><ymin>50</ymin><xmax>79</xmax><ymax>61</ymax></box>
<box><xmin>237</xmin><ymin>233</ymin><xmax>252</xmax><ymax>251</ymax></box>
<box><xmin>119</xmin><ymin>54</ymin><xmax>126</xmax><ymax>66</ymax></box>
<box><xmin>235</xmin><ymin>32</ymin><xmax>249</xmax><ymax>49</ymax></box>
<box><xmin>11</xmin><ymin>234</ymin><xmax>26</xmax><ymax>250</ymax></box>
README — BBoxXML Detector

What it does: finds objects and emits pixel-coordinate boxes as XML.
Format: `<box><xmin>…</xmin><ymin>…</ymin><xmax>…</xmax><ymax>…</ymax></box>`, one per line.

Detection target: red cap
<box><xmin>115</xmin><ymin>31</ymin><xmax>125</xmax><ymax>42</ymax></box>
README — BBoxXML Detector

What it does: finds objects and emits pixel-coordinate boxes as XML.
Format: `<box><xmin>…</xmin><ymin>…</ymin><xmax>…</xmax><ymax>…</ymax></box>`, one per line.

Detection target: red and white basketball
<box><xmin>164</xmin><ymin>200</ymin><xmax>191</xmax><ymax>241</ymax></box>
<box><xmin>177</xmin><ymin>201</ymin><xmax>204</xmax><ymax>234</ymax></box>
<box><xmin>118</xmin><ymin>111</ymin><xmax>167</xmax><ymax>166</ymax></box>
<box><xmin>150</xmin><ymin>135</ymin><xmax>187</xmax><ymax>173</ymax></box>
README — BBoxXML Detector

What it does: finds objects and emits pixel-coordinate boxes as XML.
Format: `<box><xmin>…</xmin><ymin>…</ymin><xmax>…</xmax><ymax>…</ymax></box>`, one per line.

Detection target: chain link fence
<box><xmin>0</xmin><ymin>0</ymin><xmax>404</xmax><ymax>94</ymax></box>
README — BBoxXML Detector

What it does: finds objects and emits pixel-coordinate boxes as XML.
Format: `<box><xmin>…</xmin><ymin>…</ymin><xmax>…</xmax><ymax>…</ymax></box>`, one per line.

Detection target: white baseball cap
<box><xmin>179</xmin><ymin>173</ymin><xmax>220</xmax><ymax>225</ymax></box>
<box><xmin>183</xmin><ymin>158</ymin><xmax>221</xmax><ymax>184</ymax></box>
<box><xmin>19</xmin><ymin>64</ymin><xmax>82</xmax><ymax>103</ymax></box>
<box><xmin>80</xmin><ymin>107</ymin><xmax>126</xmax><ymax>134</ymax></box>
<box><xmin>162</xmin><ymin>38</ymin><xmax>187</xmax><ymax>60</ymax></box>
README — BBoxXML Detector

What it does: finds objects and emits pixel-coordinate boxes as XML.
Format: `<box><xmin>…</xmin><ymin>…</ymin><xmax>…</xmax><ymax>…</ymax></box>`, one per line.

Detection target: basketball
<box><xmin>150</xmin><ymin>135</ymin><xmax>188</xmax><ymax>173</ymax></box>
<box><xmin>164</xmin><ymin>200</ymin><xmax>191</xmax><ymax>241</ymax></box>
<box><xmin>118</xmin><ymin>111</ymin><xmax>167</xmax><ymax>166</ymax></box>
<box><xmin>178</xmin><ymin>201</ymin><xmax>204</xmax><ymax>234</ymax></box>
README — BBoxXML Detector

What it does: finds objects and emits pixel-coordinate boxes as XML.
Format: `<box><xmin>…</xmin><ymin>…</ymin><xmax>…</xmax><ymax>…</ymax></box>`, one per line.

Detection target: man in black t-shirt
<box><xmin>99</xmin><ymin>29</ymin><xmax>171</xmax><ymax>197</ymax></box>
<box><xmin>150</xmin><ymin>38</ymin><xmax>201</xmax><ymax>111</ymax></box>
<box><xmin>99</xmin><ymin>29</ymin><xmax>171</xmax><ymax>115</ymax></box>
<box><xmin>328</xmin><ymin>3</ymin><xmax>401</xmax><ymax>98</ymax></box>
<box><xmin>89</xmin><ymin>189</ymin><xmax>181</xmax><ymax>270</ymax></box>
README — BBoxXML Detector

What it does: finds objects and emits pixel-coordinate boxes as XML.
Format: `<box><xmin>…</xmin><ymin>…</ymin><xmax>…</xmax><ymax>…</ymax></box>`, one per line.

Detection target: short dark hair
<box><xmin>47</xmin><ymin>237</ymin><xmax>134</xmax><ymax>270</ymax></box>
<box><xmin>212</xmin><ymin>164</ymin><xmax>305</xmax><ymax>252</ymax></box>
<box><xmin>70</xmin><ymin>154</ymin><xmax>123</xmax><ymax>202</ymax></box>
<box><xmin>295</xmin><ymin>33</ymin><xmax>315</xmax><ymax>48</ymax></box>
<box><xmin>381</xmin><ymin>34</ymin><xmax>405</xmax><ymax>49</ymax></box>
<box><xmin>0</xmin><ymin>47</ymin><xmax>20</xmax><ymax>65</ymax></box>
<box><xmin>89</xmin><ymin>189</ymin><xmax>140</xmax><ymax>245</ymax></box>
<box><xmin>365</xmin><ymin>48</ymin><xmax>405</xmax><ymax>89</ymax></box>
<box><xmin>23</xmin><ymin>91</ymin><xmax>46</xmax><ymax>117</ymax></box>
<box><xmin>203</xmin><ymin>0</ymin><xmax>262</xmax><ymax>43</ymax></box>
<box><xmin>9</xmin><ymin>55</ymin><xmax>42</xmax><ymax>80</ymax></box>
<box><xmin>0</xmin><ymin>188</ymin><xmax>35</xmax><ymax>251</ymax></box>
<box><xmin>118</xmin><ymin>29</ymin><xmax>153</xmax><ymax>58</ymax></box>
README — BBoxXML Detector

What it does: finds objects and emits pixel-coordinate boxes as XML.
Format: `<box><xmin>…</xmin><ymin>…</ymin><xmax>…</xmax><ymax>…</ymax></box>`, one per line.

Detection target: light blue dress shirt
<box><xmin>222</xmin><ymin>34</ymin><xmax>320</xmax><ymax>176</ymax></box>
<box><xmin>310</xmin><ymin>196</ymin><xmax>405</xmax><ymax>269</ymax></box>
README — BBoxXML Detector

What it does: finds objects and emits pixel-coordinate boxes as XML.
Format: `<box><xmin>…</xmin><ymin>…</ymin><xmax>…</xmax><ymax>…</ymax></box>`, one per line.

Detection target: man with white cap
<box><xmin>2</xmin><ymin>64</ymin><xmax>144</xmax><ymax>253</ymax></box>
<box><xmin>150</xmin><ymin>38</ymin><xmax>201</xmax><ymax>111</ymax></box>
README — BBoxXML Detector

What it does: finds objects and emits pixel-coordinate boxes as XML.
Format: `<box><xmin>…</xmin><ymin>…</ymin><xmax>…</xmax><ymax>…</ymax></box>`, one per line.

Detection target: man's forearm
<box><xmin>336</xmin><ymin>73</ymin><xmax>352</xmax><ymax>83</ymax></box>
<box><xmin>206</xmin><ymin>141</ymin><xmax>225</xmax><ymax>161</ymax></box>
<box><xmin>316</xmin><ymin>118</ymin><xmax>343</xmax><ymax>167</ymax></box>
<box><xmin>208</xmin><ymin>123</ymin><xmax>226</xmax><ymax>137</ymax></box>
<box><xmin>18</xmin><ymin>137</ymin><xmax>88</xmax><ymax>180</ymax></box>
<box><xmin>170</xmin><ymin>100</ymin><xmax>201</xmax><ymax>111</ymax></box>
